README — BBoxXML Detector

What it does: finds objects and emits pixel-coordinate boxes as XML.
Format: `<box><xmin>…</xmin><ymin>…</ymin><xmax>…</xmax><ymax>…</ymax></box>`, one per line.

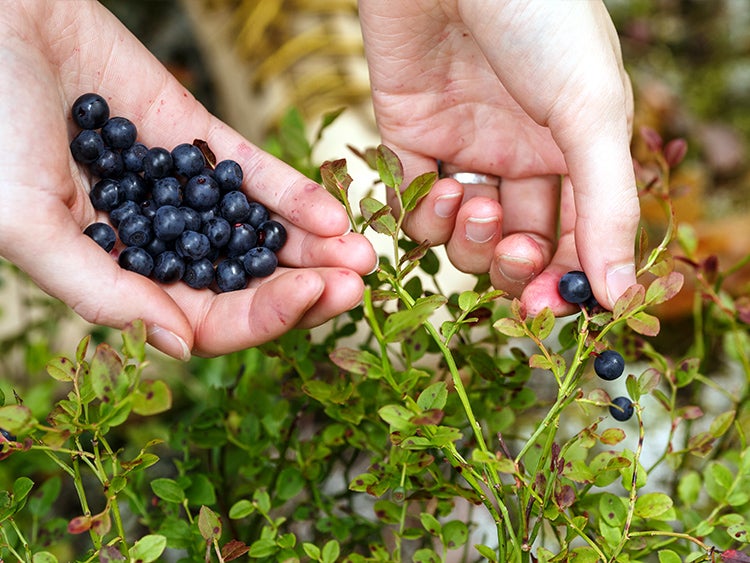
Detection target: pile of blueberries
<box><xmin>558</xmin><ymin>271</ymin><xmax>634</xmax><ymax>422</ymax></box>
<box><xmin>70</xmin><ymin>93</ymin><xmax>286</xmax><ymax>293</ymax></box>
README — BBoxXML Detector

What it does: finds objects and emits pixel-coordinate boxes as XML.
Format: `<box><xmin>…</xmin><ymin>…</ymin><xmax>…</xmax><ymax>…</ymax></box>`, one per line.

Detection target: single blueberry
<box><xmin>171</xmin><ymin>143</ymin><xmax>206</xmax><ymax>178</ymax></box>
<box><xmin>143</xmin><ymin>236</ymin><xmax>171</xmax><ymax>258</ymax></box>
<box><xmin>226</xmin><ymin>223</ymin><xmax>258</xmax><ymax>257</ymax></box>
<box><xmin>101</xmin><ymin>116</ymin><xmax>137</xmax><ymax>149</ymax></box>
<box><xmin>258</xmin><ymin>220</ymin><xmax>287</xmax><ymax>252</ymax></box>
<box><xmin>90</xmin><ymin>148</ymin><xmax>124</xmax><ymax>179</ymax></box>
<box><xmin>219</xmin><ymin>190</ymin><xmax>251</xmax><ymax>224</ymax></box>
<box><xmin>118</xmin><ymin>246</ymin><xmax>154</xmax><ymax>277</ymax></box>
<box><xmin>213</xmin><ymin>159</ymin><xmax>243</xmax><ymax>192</ymax></box>
<box><xmin>184</xmin><ymin>174</ymin><xmax>220</xmax><ymax>211</ymax></box>
<box><xmin>110</xmin><ymin>200</ymin><xmax>142</xmax><ymax>228</ymax></box>
<box><xmin>609</xmin><ymin>396</ymin><xmax>634</xmax><ymax>422</ymax></box>
<box><xmin>181</xmin><ymin>206</ymin><xmax>202</xmax><ymax>232</ymax></box>
<box><xmin>143</xmin><ymin>147</ymin><xmax>173</xmax><ymax>179</ymax></box>
<box><xmin>215</xmin><ymin>258</ymin><xmax>248</xmax><ymax>292</ymax></box>
<box><xmin>118</xmin><ymin>172</ymin><xmax>149</xmax><ymax>203</ymax></box>
<box><xmin>83</xmin><ymin>222</ymin><xmax>117</xmax><ymax>253</ymax></box>
<box><xmin>594</xmin><ymin>350</ymin><xmax>625</xmax><ymax>381</ymax></box>
<box><xmin>558</xmin><ymin>271</ymin><xmax>592</xmax><ymax>304</ymax></box>
<box><xmin>71</xmin><ymin>92</ymin><xmax>110</xmax><ymax>129</ymax></box>
<box><xmin>118</xmin><ymin>214</ymin><xmax>153</xmax><ymax>247</ymax></box>
<box><xmin>70</xmin><ymin>129</ymin><xmax>105</xmax><ymax>163</ymax></box>
<box><xmin>153</xmin><ymin>205</ymin><xmax>186</xmax><ymax>241</ymax></box>
<box><xmin>152</xmin><ymin>176</ymin><xmax>182</xmax><ymax>207</ymax></box>
<box><xmin>246</xmin><ymin>202</ymin><xmax>270</xmax><ymax>228</ymax></box>
<box><xmin>176</xmin><ymin>230</ymin><xmax>211</xmax><ymax>261</ymax></box>
<box><xmin>122</xmin><ymin>142</ymin><xmax>148</xmax><ymax>173</ymax></box>
<box><xmin>183</xmin><ymin>258</ymin><xmax>215</xmax><ymax>289</ymax></box>
<box><xmin>89</xmin><ymin>178</ymin><xmax>121</xmax><ymax>211</ymax></box>
<box><xmin>242</xmin><ymin>246</ymin><xmax>278</xmax><ymax>278</ymax></box>
<box><xmin>153</xmin><ymin>251</ymin><xmax>186</xmax><ymax>283</ymax></box>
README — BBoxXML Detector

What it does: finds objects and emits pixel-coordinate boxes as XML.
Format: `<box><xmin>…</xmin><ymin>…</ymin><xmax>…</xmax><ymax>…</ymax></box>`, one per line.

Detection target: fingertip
<box><xmin>401</xmin><ymin>178</ymin><xmax>464</xmax><ymax>245</ymax></box>
<box><xmin>604</xmin><ymin>262</ymin><xmax>637</xmax><ymax>309</ymax></box>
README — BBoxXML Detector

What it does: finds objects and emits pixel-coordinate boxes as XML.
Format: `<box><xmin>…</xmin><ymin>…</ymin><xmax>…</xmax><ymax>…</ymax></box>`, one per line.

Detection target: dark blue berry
<box><xmin>594</xmin><ymin>350</ymin><xmax>625</xmax><ymax>381</ymax></box>
<box><xmin>70</xmin><ymin>129</ymin><xmax>105</xmax><ymax>163</ymax></box>
<box><xmin>219</xmin><ymin>190</ymin><xmax>251</xmax><ymax>223</ymax></box>
<box><xmin>83</xmin><ymin>222</ymin><xmax>116</xmax><ymax>252</ymax></box>
<box><xmin>183</xmin><ymin>258</ymin><xmax>215</xmax><ymax>289</ymax></box>
<box><xmin>101</xmin><ymin>116</ymin><xmax>137</xmax><ymax>149</ymax></box>
<box><xmin>71</xmin><ymin>93</ymin><xmax>109</xmax><ymax>129</ymax></box>
<box><xmin>213</xmin><ymin>159</ymin><xmax>243</xmax><ymax>192</ymax></box>
<box><xmin>226</xmin><ymin>223</ymin><xmax>258</xmax><ymax>257</ymax></box>
<box><xmin>90</xmin><ymin>148</ymin><xmax>124</xmax><ymax>179</ymax></box>
<box><xmin>184</xmin><ymin>174</ymin><xmax>220</xmax><ymax>211</ymax></box>
<box><xmin>122</xmin><ymin>142</ymin><xmax>148</xmax><ymax>173</ymax></box>
<box><xmin>203</xmin><ymin>217</ymin><xmax>231</xmax><ymax>248</ymax></box>
<box><xmin>118</xmin><ymin>214</ymin><xmax>153</xmax><ymax>247</ymax></box>
<box><xmin>109</xmin><ymin>200</ymin><xmax>142</xmax><ymax>228</ymax></box>
<box><xmin>242</xmin><ymin>246</ymin><xmax>278</xmax><ymax>278</ymax></box>
<box><xmin>0</xmin><ymin>428</ymin><xmax>16</xmax><ymax>442</ymax></box>
<box><xmin>118</xmin><ymin>172</ymin><xmax>149</xmax><ymax>203</ymax></box>
<box><xmin>153</xmin><ymin>205</ymin><xmax>186</xmax><ymax>241</ymax></box>
<box><xmin>171</xmin><ymin>143</ymin><xmax>206</xmax><ymax>178</ymax></box>
<box><xmin>89</xmin><ymin>178</ymin><xmax>121</xmax><ymax>211</ymax></box>
<box><xmin>258</xmin><ymin>220</ymin><xmax>287</xmax><ymax>252</ymax></box>
<box><xmin>152</xmin><ymin>251</ymin><xmax>186</xmax><ymax>283</ymax></box>
<box><xmin>176</xmin><ymin>230</ymin><xmax>211</xmax><ymax>260</ymax></box>
<box><xmin>118</xmin><ymin>246</ymin><xmax>154</xmax><ymax>277</ymax></box>
<box><xmin>558</xmin><ymin>271</ymin><xmax>592</xmax><ymax>304</ymax></box>
<box><xmin>143</xmin><ymin>236</ymin><xmax>171</xmax><ymax>258</ymax></box>
<box><xmin>609</xmin><ymin>396</ymin><xmax>634</xmax><ymax>422</ymax></box>
<box><xmin>215</xmin><ymin>258</ymin><xmax>247</xmax><ymax>292</ymax></box>
<box><xmin>151</xmin><ymin>176</ymin><xmax>182</xmax><ymax>207</ymax></box>
<box><xmin>140</xmin><ymin>199</ymin><xmax>158</xmax><ymax>220</ymax></box>
<box><xmin>181</xmin><ymin>206</ymin><xmax>202</xmax><ymax>232</ymax></box>
<box><xmin>143</xmin><ymin>147</ymin><xmax>173</xmax><ymax>179</ymax></box>
<box><xmin>246</xmin><ymin>202</ymin><xmax>270</xmax><ymax>228</ymax></box>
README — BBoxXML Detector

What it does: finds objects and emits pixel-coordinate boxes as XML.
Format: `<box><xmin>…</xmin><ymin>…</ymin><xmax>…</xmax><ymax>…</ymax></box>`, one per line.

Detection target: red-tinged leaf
<box><xmin>736</xmin><ymin>296</ymin><xmax>750</xmax><ymax>325</ymax></box>
<box><xmin>664</xmin><ymin>138</ymin><xmax>688</xmax><ymax>167</ymax></box>
<box><xmin>376</xmin><ymin>144</ymin><xmax>404</xmax><ymax>188</ymax></box>
<box><xmin>92</xmin><ymin>509</ymin><xmax>112</xmax><ymax>535</ymax></box>
<box><xmin>193</xmin><ymin>139</ymin><xmax>216</xmax><ymax>169</ymax></box>
<box><xmin>646</xmin><ymin>271</ymin><xmax>684</xmax><ymax>305</ymax></box>
<box><xmin>320</xmin><ymin>159</ymin><xmax>352</xmax><ymax>204</ymax></box>
<box><xmin>347</xmin><ymin>144</ymin><xmax>378</xmax><ymax>170</ymax></box>
<box><xmin>614</xmin><ymin>284</ymin><xmax>645</xmax><ymax>319</ymax></box>
<box><xmin>600</xmin><ymin>428</ymin><xmax>626</xmax><ymax>445</ymax></box>
<box><xmin>329</xmin><ymin>348</ymin><xmax>381</xmax><ymax>376</ymax></box>
<box><xmin>46</xmin><ymin>356</ymin><xmax>76</xmax><ymax>382</ymax></box>
<box><xmin>222</xmin><ymin>540</ymin><xmax>251</xmax><ymax>561</ymax></box>
<box><xmin>627</xmin><ymin>311</ymin><xmax>660</xmax><ymax>336</ymax></box>
<box><xmin>493</xmin><ymin>317</ymin><xmax>525</xmax><ymax>338</ymax></box>
<box><xmin>511</xmin><ymin>298</ymin><xmax>527</xmax><ymax>321</ymax></box>
<box><xmin>676</xmin><ymin>405</ymin><xmax>704</xmax><ymax>421</ymax></box>
<box><xmin>67</xmin><ymin>515</ymin><xmax>92</xmax><ymax>534</ymax></box>
<box><xmin>641</xmin><ymin>126</ymin><xmax>663</xmax><ymax>152</ymax></box>
<box><xmin>400</xmin><ymin>239</ymin><xmax>431</xmax><ymax>265</ymax></box>
<box><xmin>638</xmin><ymin>367</ymin><xmax>661</xmax><ymax>394</ymax></box>
<box><xmin>411</xmin><ymin>409</ymin><xmax>444</xmax><ymax>426</ymax></box>
<box><xmin>721</xmin><ymin>549</ymin><xmax>750</xmax><ymax>563</ymax></box>
<box><xmin>198</xmin><ymin>505</ymin><xmax>222</xmax><ymax>541</ymax></box>
<box><xmin>555</xmin><ymin>485</ymin><xmax>576</xmax><ymax>509</ymax></box>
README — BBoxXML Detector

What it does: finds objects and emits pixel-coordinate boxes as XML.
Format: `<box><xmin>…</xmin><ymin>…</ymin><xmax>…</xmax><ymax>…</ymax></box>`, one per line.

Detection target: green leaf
<box><xmin>634</xmin><ymin>492</ymin><xmax>673</xmax><ymax>519</ymax></box>
<box><xmin>626</xmin><ymin>373</ymin><xmax>641</xmax><ymax>402</ymax></box>
<box><xmin>229</xmin><ymin>499</ymin><xmax>255</xmax><ymax>519</ymax></box>
<box><xmin>658</xmin><ymin>550</ymin><xmax>683</xmax><ymax>563</ymax></box>
<box><xmin>458</xmin><ymin>290</ymin><xmax>480</xmax><ymax>313</ymax></box>
<box><xmin>129</xmin><ymin>534</ymin><xmax>167</xmax><ymax>563</ymax></box>
<box><xmin>705</xmin><ymin>461</ymin><xmax>734</xmax><ymax>502</ymax></box>
<box><xmin>570</xmin><ymin>546</ymin><xmax>601</xmax><ymax>563</ymax></box>
<box><xmin>89</xmin><ymin>343</ymin><xmax>124</xmax><ymax>402</ymax></box>
<box><xmin>420</xmin><ymin>512</ymin><xmax>442</xmax><ymax>536</ymax></box>
<box><xmin>150</xmin><ymin>478</ymin><xmax>185</xmax><ymax>504</ymax></box>
<box><xmin>402</xmin><ymin>172</ymin><xmax>437</xmax><ymax>212</ymax></box>
<box><xmin>360</xmin><ymin>197</ymin><xmax>397</xmax><ymax>236</ymax></box>
<box><xmin>185</xmin><ymin>473</ymin><xmax>216</xmax><ymax>506</ymax></box>
<box><xmin>613</xmin><ymin>284</ymin><xmax>645</xmax><ymax>319</ymax></box>
<box><xmin>417</xmin><ymin>382</ymin><xmax>447</xmax><ymax>411</ymax></box>
<box><xmin>442</xmin><ymin>520</ymin><xmax>469</xmax><ymax>549</ymax></box>
<box><xmin>599</xmin><ymin>493</ymin><xmax>628</xmax><ymax>527</ymax></box>
<box><xmin>599</xmin><ymin>520</ymin><xmax>622</xmax><ymax>548</ymax></box>
<box><xmin>121</xmin><ymin>319</ymin><xmax>147</xmax><ymax>362</ymax></box>
<box><xmin>638</xmin><ymin>367</ymin><xmax>661</xmax><ymax>395</ymax></box>
<box><xmin>198</xmin><ymin>505</ymin><xmax>221</xmax><ymax>541</ymax></box>
<box><xmin>0</xmin><ymin>405</ymin><xmax>34</xmax><ymax>435</ymax></box>
<box><xmin>678</xmin><ymin>471</ymin><xmax>701</xmax><ymax>506</ymax></box>
<box><xmin>279</xmin><ymin>107</ymin><xmax>311</xmax><ymax>160</ymax></box>
<box><xmin>46</xmin><ymin>356</ymin><xmax>76</xmax><ymax>382</ymax></box>
<box><xmin>376</xmin><ymin>144</ymin><xmax>403</xmax><ymax>188</ymax></box>
<box><xmin>413</xmin><ymin>549</ymin><xmax>440</xmax><ymax>563</ymax></box>
<box><xmin>248</xmin><ymin>538</ymin><xmax>278</xmax><ymax>558</ymax></box>
<box><xmin>530</xmin><ymin>307</ymin><xmax>555</xmax><ymax>340</ymax></box>
<box><xmin>710</xmin><ymin>410</ymin><xmax>736</xmax><ymax>438</ymax></box>
<box><xmin>627</xmin><ymin>311</ymin><xmax>661</xmax><ymax>336</ymax></box>
<box><xmin>253</xmin><ymin>489</ymin><xmax>271</xmax><ymax>514</ymax></box>
<box><xmin>646</xmin><ymin>271</ymin><xmax>684</xmax><ymax>305</ymax></box>
<box><xmin>383</xmin><ymin>295</ymin><xmax>447</xmax><ymax>342</ymax></box>
<box><xmin>475</xmin><ymin>544</ymin><xmax>498</xmax><ymax>562</ymax></box>
<box><xmin>321</xmin><ymin>540</ymin><xmax>340</xmax><ymax>563</ymax></box>
<box><xmin>315</xmin><ymin>106</ymin><xmax>346</xmax><ymax>142</ymax></box>
<box><xmin>275</xmin><ymin>467</ymin><xmax>304</xmax><ymax>501</ymax></box>
<box><xmin>132</xmin><ymin>379</ymin><xmax>172</xmax><ymax>416</ymax></box>
<box><xmin>349</xmin><ymin>473</ymin><xmax>378</xmax><ymax>493</ymax></box>
<box><xmin>303</xmin><ymin>542</ymin><xmax>321</xmax><ymax>561</ymax></box>
<box><xmin>28</xmin><ymin>477</ymin><xmax>61</xmax><ymax>518</ymax></box>
<box><xmin>32</xmin><ymin>552</ymin><xmax>58</xmax><ymax>563</ymax></box>
<box><xmin>493</xmin><ymin>317</ymin><xmax>526</xmax><ymax>338</ymax></box>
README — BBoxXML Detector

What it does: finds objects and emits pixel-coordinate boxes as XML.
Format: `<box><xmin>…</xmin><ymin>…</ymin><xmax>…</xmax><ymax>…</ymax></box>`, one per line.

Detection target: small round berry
<box><xmin>171</xmin><ymin>143</ymin><xmax>206</xmax><ymax>178</ymax></box>
<box><xmin>143</xmin><ymin>147</ymin><xmax>173</xmax><ymax>179</ymax></box>
<box><xmin>143</xmin><ymin>236</ymin><xmax>171</xmax><ymax>258</ymax></box>
<box><xmin>226</xmin><ymin>223</ymin><xmax>258</xmax><ymax>257</ymax></box>
<box><xmin>122</xmin><ymin>142</ymin><xmax>149</xmax><ymax>173</ymax></box>
<box><xmin>183</xmin><ymin>258</ymin><xmax>215</xmax><ymax>289</ymax></box>
<box><xmin>558</xmin><ymin>271</ymin><xmax>592</xmax><ymax>304</ymax></box>
<box><xmin>101</xmin><ymin>116</ymin><xmax>137</xmax><ymax>149</ymax></box>
<box><xmin>118</xmin><ymin>214</ymin><xmax>153</xmax><ymax>247</ymax></box>
<box><xmin>176</xmin><ymin>230</ymin><xmax>211</xmax><ymax>261</ymax></box>
<box><xmin>609</xmin><ymin>396</ymin><xmax>634</xmax><ymax>422</ymax></box>
<box><xmin>202</xmin><ymin>217</ymin><xmax>231</xmax><ymax>248</ymax></box>
<box><xmin>181</xmin><ymin>206</ymin><xmax>202</xmax><ymax>232</ymax></box>
<box><xmin>213</xmin><ymin>159</ymin><xmax>243</xmax><ymax>192</ymax></box>
<box><xmin>118</xmin><ymin>246</ymin><xmax>154</xmax><ymax>277</ymax></box>
<box><xmin>258</xmin><ymin>220</ymin><xmax>287</xmax><ymax>252</ymax></box>
<box><xmin>152</xmin><ymin>251</ymin><xmax>186</xmax><ymax>283</ymax></box>
<box><xmin>594</xmin><ymin>350</ymin><xmax>625</xmax><ymax>381</ymax></box>
<box><xmin>153</xmin><ymin>205</ymin><xmax>186</xmax><ymax>242</ymax></box>
<box><xmin>242</xmin><ymin>246</ymin><xmax>278</xmax><ymax>278</ymax></box>
<box><xmin>118</xmin><ymin>172</ymin><xmax>150</xmax><ymax>203</ymax></box>
<box><xmin>151</xmin><ymin>176</ymin><xmax>182</xmax><ymax>207</ymax></box>
<box><xmin>246</xmin><ymin>202</ymin><xmax>270</xmax><ymax>228</ymax></box>
<box><xmin>89</xmin><ymin>178</ymin><xmax>121</xmax><ymax>211</ymax></box>
<box><xmin>70</xmin><ymin>129</ymin><xmax>105</xmax><ymax>163</ymax></box>
<box><xmin>215</xmin><ymin>258</ymin><xmax>248</xmax><ymax>292</ymax></box>
<box><xmin>184</xmin><ymin>174</ymin><xmax>220</xmax><ymax>211</ymax></box>
<box><xmin>83</xmin><ymin>222</ymin><xmax>116</xmax><ymax>252</ymax></box>
<box><xmin>110</xmin><ymin>200</ymin><xmax>142</xmax><ymax>228</ymax></box>
<box><xmin>90</xmin><ymin>148</ymin><xmax>124</xmax><ymax>179</ymax></box>
<box><xmin>219</xmin><ymin>190</ymin><xmax>251</xmax><ymax>224</ymax></box>
<box><xmin>71</xmin><ymin>92</ymin><xmax>110</xmax><ymax>129</ymax></box>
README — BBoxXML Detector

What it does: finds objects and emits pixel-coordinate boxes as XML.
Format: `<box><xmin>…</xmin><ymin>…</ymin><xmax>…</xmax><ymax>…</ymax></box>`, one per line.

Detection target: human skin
<box><xmin>0</xmin><ymin>1</ymin><xmax>377</xmax><ymax>359</ymax></box>
<box><xmin>359</xmin><ymin>0</ymin><xmax>639</xmax><ymax>315</ymax></box>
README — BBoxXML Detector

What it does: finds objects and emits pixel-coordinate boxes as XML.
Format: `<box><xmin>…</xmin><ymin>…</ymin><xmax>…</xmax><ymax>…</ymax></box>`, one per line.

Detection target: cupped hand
<box><xmin>359</xmin><ymin>0</ymin><xmax>639</xmax><ymax>314</ymax></box>
<box><xmin>0</xmin><ymin>1</ymin><xmax>376</xmax><ymax>359</ymax></box>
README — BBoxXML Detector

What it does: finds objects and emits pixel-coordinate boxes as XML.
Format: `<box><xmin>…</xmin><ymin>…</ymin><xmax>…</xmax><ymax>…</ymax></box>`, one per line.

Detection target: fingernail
<box><xmin>434</xmin><ymin>193</ymin><xmax>462</xmax><ymax>218</ymax></box>
<box><xmin>606</xmin><ymin>263</ymin><xmax>636</xmax><ymax>306</ymax></box>
<box><xmin>148</xmin><ymin>325</ymin><xmax>191</xmax><ymax>362</ymax></box>
<box><xmin>465</xmin><ymin>217</ymin><xmax>498</xmax><ymax>243</ymax></box>
<box><xmin>498</xmin><ymin>255</ymin><xmax>535</xmax><ymax>283</ymax></box>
